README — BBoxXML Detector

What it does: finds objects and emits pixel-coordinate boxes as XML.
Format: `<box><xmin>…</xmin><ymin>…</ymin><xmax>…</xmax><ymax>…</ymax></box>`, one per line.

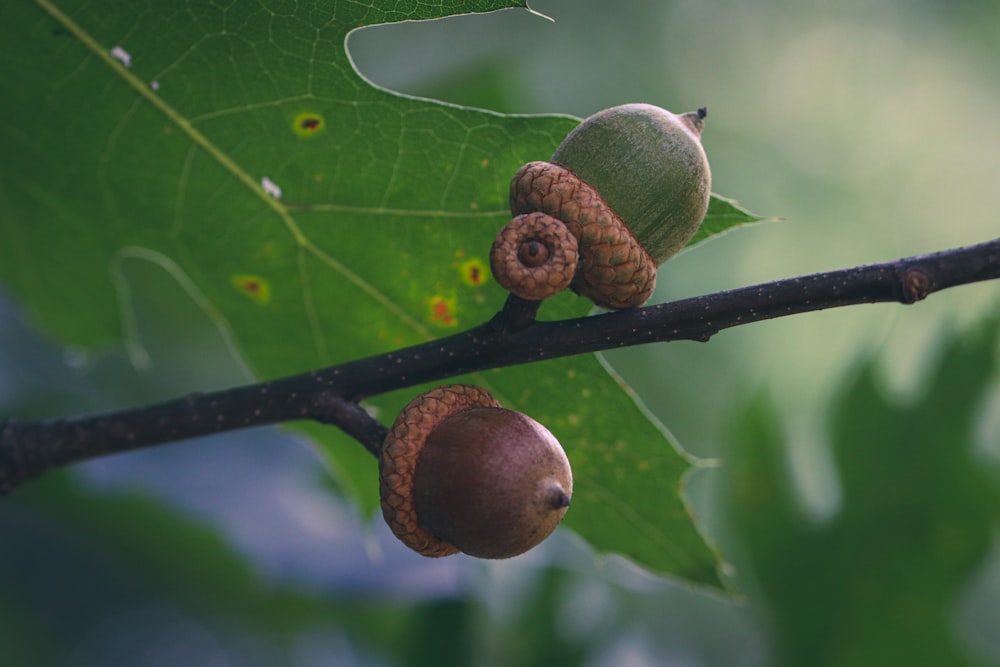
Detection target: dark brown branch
<box><xmin>2</xmin><ymin>237</ymin><xmax>998</xmax><ymax>494</ymax></box>
<box><xmin>489</xmin><ymin>293</ymin><xmax>542</xmax><ymax>333</ymax></box>
<box><xmin>312</xmin><ymin>395</ymin><xmax>388</xmax><ymax>458</ymax></box>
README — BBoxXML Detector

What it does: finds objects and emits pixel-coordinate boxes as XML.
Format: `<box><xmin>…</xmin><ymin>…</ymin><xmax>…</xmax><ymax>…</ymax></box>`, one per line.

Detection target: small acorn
<box><xmin>491</xmin><ymin>103</ymin><xmax>711</xmax><ymax>309</ymax></box>
<box><xmin>379</xmin><ymin>384</ymin><xmax>572</xmax><ymax>559</ymax></box>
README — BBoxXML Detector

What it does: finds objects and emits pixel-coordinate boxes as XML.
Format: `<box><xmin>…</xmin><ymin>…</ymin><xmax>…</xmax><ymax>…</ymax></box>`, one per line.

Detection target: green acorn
<box><xmin>492</xmin><ymin>104</ymin><xmax>711</xmax><ymax>309</ymax></box>
<box><xmin>551</xmin><ymin>103</ymin><xmax>711</xmax><ymax>266</ymax></box>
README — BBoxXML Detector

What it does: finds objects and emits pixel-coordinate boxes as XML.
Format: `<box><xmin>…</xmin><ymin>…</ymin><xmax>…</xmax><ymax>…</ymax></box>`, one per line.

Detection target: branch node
<box><xmin>899</xmin><ymin>267</ymin><xmax>933</xmax><ymax>304</ymax></box>
<box><xmin>312</xmin><ymin>393</ymin><xmax>387</xmax><ymax>459</ymax></box>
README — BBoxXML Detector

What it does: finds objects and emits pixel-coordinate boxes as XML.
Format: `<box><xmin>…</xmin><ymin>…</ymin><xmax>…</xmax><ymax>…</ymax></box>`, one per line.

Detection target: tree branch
<box><xmin>2</xmin><ymin>237</ymin><xmax>998</xmax><ymax>494</ymax></box>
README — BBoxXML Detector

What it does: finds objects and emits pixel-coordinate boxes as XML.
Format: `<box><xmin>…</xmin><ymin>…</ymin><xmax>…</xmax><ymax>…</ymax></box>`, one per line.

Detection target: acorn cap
<box><xmin>489</xmin><ymin>210</ymin><xmax>579</xmax><ymax>301</ymax></box>
<box><xmin>509</xmin><ymin>161</ymin><xmax>657</xmax><ymax>310</ymax></box>
<box><xmin>550</xmin><ymin>103</ymin><xmax>711</xmax><ymax>265</ymax></box>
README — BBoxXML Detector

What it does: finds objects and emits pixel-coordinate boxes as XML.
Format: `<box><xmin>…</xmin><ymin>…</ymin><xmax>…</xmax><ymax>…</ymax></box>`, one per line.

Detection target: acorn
<box><xmin>379</xmin><ymin>384</ymin><xmax>573</xmax><ymax>559</ymax></box>
<box><xmin>491</xmin><ymin>103</ymin><xmax>711</xmax><ymax>309</ymax></box>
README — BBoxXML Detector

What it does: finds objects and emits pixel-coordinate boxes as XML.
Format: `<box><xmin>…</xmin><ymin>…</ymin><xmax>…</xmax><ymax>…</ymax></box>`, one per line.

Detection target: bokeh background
<box><xmin>2</xmin><ymin>0</ymin><xmax>999</xmax><ymax>664</ymax></box>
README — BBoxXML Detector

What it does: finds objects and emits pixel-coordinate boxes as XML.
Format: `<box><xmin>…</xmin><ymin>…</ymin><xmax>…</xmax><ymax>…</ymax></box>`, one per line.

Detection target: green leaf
<box><xmin>725</xmin><ymin>318</ymin><xmax>1000</xmax><ymax>665</ymax></box>
<box><xmin>688</xmin><ymin>194</ymin><xmax>765</xmax><ymax>249</ymax></box>
<box><xmin>0</xmin><ymin>0</ymin><xmax>751</xmax><ymax>585</ymax></box>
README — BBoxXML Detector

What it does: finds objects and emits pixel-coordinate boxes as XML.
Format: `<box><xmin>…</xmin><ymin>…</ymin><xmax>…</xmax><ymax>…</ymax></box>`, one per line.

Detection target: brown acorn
<box><xmin>379</xmin><ymin>384</ymin><xmax>573</xmax><ymax>559</ymax></box>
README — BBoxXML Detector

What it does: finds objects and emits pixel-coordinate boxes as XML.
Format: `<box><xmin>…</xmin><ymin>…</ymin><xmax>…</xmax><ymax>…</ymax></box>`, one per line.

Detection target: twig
<box><xmin>2</xmin><ymin>236</ymin><xmax>998</xmax><ymax>494</ymax></box>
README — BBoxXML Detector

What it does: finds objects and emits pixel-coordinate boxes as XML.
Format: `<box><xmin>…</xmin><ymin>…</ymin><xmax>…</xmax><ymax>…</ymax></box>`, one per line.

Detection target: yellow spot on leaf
<box><xmin>293</xmin><ymin>112</ymin><xmax>325</xmax><ymax>136</ymax></box>
<box><xmin>460</xmin><ymin>258</ymin><xmax>489</xmax><ymax>287</ymax></box>
<box><xmin>231</xmin><ymin>274</ymin><xmax>271</xmax><ymax>305</ymax></box>
<box><xmin>427</xmin><ymin>296</ymin><xmax>458</xmax><ymax>327</ymax></box>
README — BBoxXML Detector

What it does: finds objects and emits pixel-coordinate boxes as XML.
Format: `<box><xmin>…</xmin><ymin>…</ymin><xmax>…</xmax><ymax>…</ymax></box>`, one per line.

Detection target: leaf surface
<box><xmin>726</xmin><ymin>319</ymin><xmax>1000</xmax><ymax>664</ymax></box>
<box><xmin>0</xmin><ymin>0</ymin><xmax>757</xmax><ymax>585</ymax></box>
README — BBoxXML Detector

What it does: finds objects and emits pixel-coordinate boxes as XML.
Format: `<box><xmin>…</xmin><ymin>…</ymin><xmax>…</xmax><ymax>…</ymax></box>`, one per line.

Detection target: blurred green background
<box><xmin>2</xmin><ymin>0</ymin><xmax>999</xmax><ymax>664</ymax></box>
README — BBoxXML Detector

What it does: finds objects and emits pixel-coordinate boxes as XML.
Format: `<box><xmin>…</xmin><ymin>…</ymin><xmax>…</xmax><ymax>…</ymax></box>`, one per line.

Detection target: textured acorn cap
<box><xmin>551</xmin><ymin>103</ymin><xmax>711</xmax><ymax>265</ymax></box>
<box><xmin>509</xmin><ymin>161</ymin><xmax>657</xmax><ymax>309</ymax></box>
<box><xmin>489</xmin><ymin>211</ymin><xmax>579</xmax><ymax>301</ymax></box>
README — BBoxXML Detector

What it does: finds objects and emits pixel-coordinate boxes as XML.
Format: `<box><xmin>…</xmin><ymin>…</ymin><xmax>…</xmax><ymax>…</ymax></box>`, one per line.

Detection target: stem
<box><xmin>2</xmin><ymin>237</ymin><xmax>998</xmax><ymax>493</ymax></box>
<box><xmin>489</xmin><ymin>293</ymin><xmax>542</xmax><ymax>333</ymax></box>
